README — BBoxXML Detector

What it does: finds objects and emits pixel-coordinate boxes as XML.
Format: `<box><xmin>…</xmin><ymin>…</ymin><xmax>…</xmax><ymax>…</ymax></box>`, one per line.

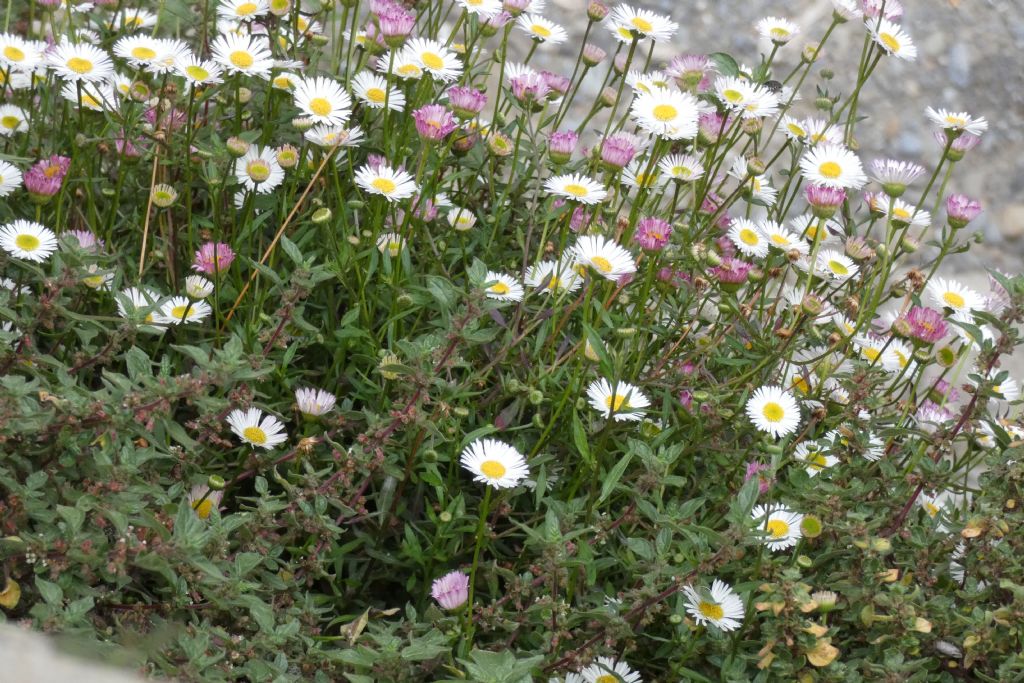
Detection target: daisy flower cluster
<box><xmin>0</xmin><ymin>0</ymin><xmax>1021</xmax><ymax>680</ymax></box>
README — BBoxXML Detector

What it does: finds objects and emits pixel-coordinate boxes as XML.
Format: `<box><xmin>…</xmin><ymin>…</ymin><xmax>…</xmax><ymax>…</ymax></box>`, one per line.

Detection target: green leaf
<box><xmin>709</xmin><ymin>52</ymin><xmax>739</xmax><ymax>77</ymax></box>
<box><xmin>124</xmin><ymin>346</ymin><xmax>152</xmax><ymax>381</ymax></box>
<box><xmin>56</xmin><ymin>504</ymin><xmax>84</xmax><ymax>533</ymax></box>
<box><xmin>571</xmin><ymin>411</ymin><xmax>592</xmax><ymax>468</ymax></box>
<box><xmin>34</xmin><ymin>577</ymin><xmax>63</xmax><ymax>606</ymax></box>
<box><xmin>599</xmin><ymin>449</ymin><xmax>634</xmax><ymax>503</ymax></box>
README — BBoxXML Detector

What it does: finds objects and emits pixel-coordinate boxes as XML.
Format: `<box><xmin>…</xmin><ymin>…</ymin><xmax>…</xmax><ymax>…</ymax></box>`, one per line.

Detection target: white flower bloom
<box><xmin>460</xmin><ymin>438</ymin><xmax>529</xmax><ymax>489</ymax></box>
<box><xmin>746</xmin><ymin>385</ymin><xmax>801</xmax><ymax>438</ymax></box>
<box><xmin>586</xmin><ymin>378</ymin><xmax>650</xmax><ymax>422</ymax></box>
<box><xmin>226</xmin><ymin>407</ymin><xmax>288</xmax><ymax>449</ymax></box>
<box><xmin>683</xmin><ymin>579</ymin><xmax>744</xmax><ymax>631</ymax></box>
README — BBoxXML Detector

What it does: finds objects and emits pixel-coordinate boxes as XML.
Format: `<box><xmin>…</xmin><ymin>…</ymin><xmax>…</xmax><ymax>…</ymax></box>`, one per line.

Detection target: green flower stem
<box><xmin>461</xmin><ymin>484</ymin><xmax>492</xmax><ymax>656</ymax></box>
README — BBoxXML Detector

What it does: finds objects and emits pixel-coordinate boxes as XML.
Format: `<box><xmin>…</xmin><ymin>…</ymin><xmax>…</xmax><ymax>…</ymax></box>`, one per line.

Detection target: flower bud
<box><xmin>587</xmin><ymin>0</ymin><xmax>609</xmax><ymax>21</ymax></box>
<box><xmin>207</xmin><ymin>474</ymin><xmax>226</xmax><ymax>491</ymax></box>
<box><xmin>226</xmin><ymin>136</ymin><xmax>250</xmax><ymax>157</ymax></box>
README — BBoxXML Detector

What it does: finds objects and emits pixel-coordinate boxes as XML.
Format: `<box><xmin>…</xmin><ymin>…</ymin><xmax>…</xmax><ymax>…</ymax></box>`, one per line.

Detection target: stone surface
<box><xmin>0</xmin><ymin>624</ymin><xmax>145</xmax><ymax>682</ymax></box>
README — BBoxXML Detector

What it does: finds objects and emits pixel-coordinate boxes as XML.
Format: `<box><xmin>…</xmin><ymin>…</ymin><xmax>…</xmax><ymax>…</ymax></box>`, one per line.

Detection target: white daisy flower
<box><xmin>544</xmin><ymin>173</ymin><xmax>607</xmax><ymax>205</ymax></box>
<box><xmin>0</xmin><ymin>104</ymin><xmax>27</xmax><ymax>136</ymax></box>
<box><xmin>609</xmin><ymin>4</ymin><xmax>678</xmax><ymax>42</ymax></box>
<box><xmin>113</xmin><ymin>35</ymin><xmax>164</xmax><ymax>68</ymax></box>
<box><xmin>184</xmin><ymin>275</ymin><xmax>214</xmax><ymax>299</ymax></box>
<box><xmin>354</xmin><ymin>163</ymin><xmax>418</xmax><ymax>201</ymax></box>
<box><xmin>757</xmin><ymin>16</ymin><xmax>800</xmax><ymax>45</ymax></box>
<box><xmin>447</xmin><ymin>207</ymin><xmax>477</xmax><ymax>232</ymax></box>
<box><xmin>854</xmin><ymin>334</ymin><xmax>899</xmax><ymax>370</ymax></box>
<box><xmin>729</xmin><ymin>157</ymin><xmax>778</xmax><ymax>205</ymax></box>
<box><xmin>305</xmin><ymin>124</ymin><xmax>363</xmax><ymax>148</ymax></box>
<box><xmin>867</xmin><ymin>18</ymin><xmax>917</xmax><ymax>61</ymax></box>
<box><xmin>376</xmin><ymin>232</ymin><xmax>406</xmax><ymax>257</ymax></box>
<box><xmin>760</xmin><ymin>221</ymin><xmax>809</xmax><ymax>255</ymax></box>
<box><xmin>746</xmin><ymin>385</ymin><xmax>800</xmax><ymax>438</ymax></box>
<box><xmin>226</xmin><ymin>407</ymin><xmax>288</xmax><ymax>450</ymax></box>
<box><xmin>271</xmin><ymin>71</ymin><xmax>300</xmax><ymax>90</ymax></box>
<box><xmin>525</xmin><ymin>259</ymin><xmax>582</xmax><ymax>295</ymax></box>
<box><xmin>175</xmin><ymin>55</ymin><xmax>224</xmax><ymax>85</ymax></box>
<box><xmin>630</xmin><ymin>86</ymin><xmax>699</xmax><ymax>140</ymax></box>
<box><xmin>817</xmin><ymin>249</ymin><xmax>858</xmax><ymax>282</ymax></box>
<box><xmin>0</xmin><ymin>159</ymin><xmax>23</xmax><ymax>197</ymax></box>
<box><xmin>683</xmin><ymin>579</ymin><xmax>744</xmax><ymax>631</ymax></box>
<box><xmin>782</xmin><ymin>115</ymin><xmax>811</xmax><ymax>141</ymax></box>
<box><xmin>625</xmin><ymin>69</ymin><xmax>674</xmax><ymax>94</ymax></box>
<box><xmin>794</xmin><ymin>440</ymin><xmax>839</xmax><ymax>477</ymax></box>
<box><xmin>218</xmin><ymin>0</ymin><xmax>270</xmax><ymax>20</ymax></box>
<box><xmin>210</xmin><ymin>33</ymin><xmax>274</xmax><ymax>78</ymax></box>
<box><xmin>586</xmin><ymin>378</ymin><xmax>650</xmax><ymax>422</ymax></box>
<box><xmin>377</xmin><ymin>49</ymin><xmax>423</xmax><ymax>80</ymax></box>
<box><xmin>60</xmin><ymin>81</ymin><xmax>115</xmax><ymax>111</ymax></box>
<box><xmin>516</xmin><ymin>14</ymin><xmax>568</xmax><ymax>44</ymax></box>
<box><xmin>804</xmin><ymin>118</ymin><xmax>844</xmax><ymax>146</ymax></box>
<box><xmin>658</xmin><ymin>153</ymin><xmax>704</xmax><ymax>182</ymax></box>
<box><xmin>293</xmin><ymin>76</ymin><xmax>352</xmax><ymax>126</ymax></box>
<box><xmin>0</xmin><ymin>220</ymin><xmax>57</xmax><ymax>262</ymax></box>
<box><xmin>482</xmin><ymin>271</ymin><xmax>524</xmax><ymax>302</ymax></box>
<box><xmin>728</xmin><ymin>218</ymin><xmax>769</xmax><ymax>258</ymax></box>
<box><xmin>925</xmin><ymin>107</ymin><xmax>988</xmax><ymax>137</ymax></box>
<box><xmin>460</xmin><ymin>438</ymin><xmax>529</xmax><ymax>489</ymax></box>
<box><xmin>799</xmin><ymin>143</ymin><xmax>867</xmax><ymax>189</ymax></box>
<box><xmin>188</xmin><ymin>484</ymin><xmax>223</xmax><ymax>520</ymax></box>
<box><xmin>621</xmin><ymin>161</ymin><xmax>664</xmax><ymax>190</ymax></box>
<box><xmin>579</xmin><ymin>657</ymin><xmax>642</xmax><ymax>683</ymax></box>
<box><xmin>882</xmin><ymin>198</ymin><xmax>930</xmax><ymax>227</ymax></box>
<box><xmin>0</xmin><ymin>33</ymin><xmax>44</xmax><ymax>71</ymax></box>
<box><xmin>751</xmin><ymin>504</ymin><xmax>804</xmax><ymax>551</ymax></box>
<box><xmin>47</xmin><ymin>41</ymin><xmax>114</xmax><ymax>82</ymax></box>
<box><xmin>295</xmin><ymin>387</ymin><xmax>336</xmax><ymax>416</ymax></box>
<box><xmin>351</xmin><ymin>70</ymin><xmax>404</xmax><ymax>111</ymax></box>
<box><xmin>111</xmin><ymin>8</ymin><xmax>158</xmax><ymax>29</ymax></box>
<box><xmin>456</xmin><ymin>0</ymin><xmax>503</xmax><ymax>17</ymax></box>
<box><xmin>158</xmin><ymin>296</ymin><xmax>212</xmax><ymax>324</ymax></box>
<box><xmin>571</xmin><ymin>235</ymin><xmax>637</xmax><ymax>281</ymax></box>
<box><xmin>235</xmin><ymin>146</ymin><xmax>285</xmax><ymax>194</ymax></box>
<box><xmin>115</xmin><ymin>287</ymin><xmax>167</xmax><ymax>327</ymax></box>
<box><xmin>926</xmin><ymin>278</ymin><xmax>984</xmax><ymax>320</ymax></box>
<box><xmin>715</xmin><ymin>76</ymin><xmax>779</xmax><ymax>119</ymax></box>
<box><xmin>401</xmin><ymin>38</ymin><xmax>462</xmax><ymax>83</ymax></box>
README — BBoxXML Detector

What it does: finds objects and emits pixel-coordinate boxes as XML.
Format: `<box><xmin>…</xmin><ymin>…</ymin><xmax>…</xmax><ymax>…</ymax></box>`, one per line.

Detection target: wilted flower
<box><xmin>431</xmin><ymin>570</ymin><xmax>469</xmax><ymax>610</ymax></box>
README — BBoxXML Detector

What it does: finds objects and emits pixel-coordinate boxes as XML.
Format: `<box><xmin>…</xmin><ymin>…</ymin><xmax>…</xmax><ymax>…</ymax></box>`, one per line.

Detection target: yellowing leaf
<box><xmin>806</xmin><ymin>639</ymin><xmax>839</xmax><ymax>667</ymax></box>
<box><xmin>0</xmin><ymin>577</ymin><xmax>21</xmax><ymax>609</ymax></box>
<box><xmin>913</xmin><ymin>617</ymin><xmax>932</xmax><ymax>633</ymax></box>
<box><xmin>803</xmin><ymin>622</ymin><xmax>828</xmax><ymax>637</ymax></box>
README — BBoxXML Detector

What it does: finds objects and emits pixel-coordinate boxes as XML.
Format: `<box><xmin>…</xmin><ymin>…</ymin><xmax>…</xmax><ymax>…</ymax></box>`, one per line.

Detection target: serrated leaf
<box><xmin>709</xmin><ymin>52</ymin><xmax>739</xmax><ymax>77</ymax></box>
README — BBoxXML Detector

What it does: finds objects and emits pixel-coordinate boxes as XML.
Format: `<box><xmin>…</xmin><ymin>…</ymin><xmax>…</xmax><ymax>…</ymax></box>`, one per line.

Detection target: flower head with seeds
<box><xmin>460</xmin><ymin>438</ymin><xmax>529</xmax><ymax>489</ymax></box>
<box><xmin>226</xmin><ymin>408</ymin><xmax>288</xmax><ymax>450</ymax></box>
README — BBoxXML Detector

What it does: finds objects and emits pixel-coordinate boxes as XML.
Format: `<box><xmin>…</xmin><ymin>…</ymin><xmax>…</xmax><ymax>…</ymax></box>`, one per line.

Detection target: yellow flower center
<box><xmin>193</xmin><ymin>498</ymin><xmax>214</xmax><ymax>519</ymax></box>
<box><xmin>170</xmin><ymin>305</ymin><xmax>190</xmax><ymax>319</ymax></box>
<box><xmin>591</xmin><ymin>256</ymin><xmax>613</xmax><ymax>273</ymax></box>
<box><xmin>185</xmin><ymin>65</ymin><xmax>210</xmax><ymax>81</ymax></box>
<box><xmin>808</xmin><ymin>453</ymin><xmax>828</xmax><ymax>470</ymax></box>
<box><xmin>531</xmin><ymin>24</ymin><xmax>551</xmax><ymax>38</ymax></box>
<box><xmin>944</xmin><ymin>115</ymin><xmax>967</xmax><ymax>128</ymax></box>
<box><xmin>924</xmin><ymin>502</ymin><xmax>939</xmax><ymax>517</ymax></box>
<box><xmin>372</xmin><ymin>177</ymin><xmax>397</xmax><ymax>194</ymax></box>
<box><xmin>489</xmin><ymin>282</ymin><xmax>510</xmax><ymax>295</ymax></box>
<box><xmin>563</xmin><ymin>183</ymin><xmax>588</xmax><ymax>197</ymax></box>
<box><xmin>243</xmin><ymin>426</ymin><xmax>267</xmax><ymax>444</ymax></box>
<box><xmin>236</xmin><ymin>1</ymin><xmax>258</xmax><ymax>15</ymax></box>
<box><xmin>366</xmin><ymin>87</ymin><xmax>386</xmax><ymax>103</ymax></box>
<box><xmin>787</xmin><ymin>123</ymin><xmax>806</xmax><ymax>137</ymax></box>
<box><xmin>3</xmin><ymin>45</ymin><xmax>25</xmax><ymax>61</ymax></box>
<box><xmin>83</xmin><ymin>275</ymin><xmax>105</xmax><ymax>288</ymax></box>
<box><xmin>66</xmin><ymin>56</ymin><xmax>94</xmax><ymax>74</ymax></box>
<box><xmin>878</xmin><ymin>32</ymin><xmax>901</xmax><ymax>53</ymax></box>
<box><xmin>818</xmin><ymin>161</ymin><xmax>842</xmax><ymax>179</ymax></box>
<box><xmin>770</xmin><ymin>27</ymin><xmax>790</xmax><ymax>40</ymax></box>
<box><xmin>479</xmin><ymin>459</ymin><xmax>506</xmax><ymax>479</ymax></box>
<box><xmin>943</xmin><ymin>291</ymin><xmax>965</xmax><ymax>308</ymax></box>
<box><xmin>15</xmin><ymin>234</ymin><xmax>40</xmax><ymax>251</ymax></box>
<box><xmin>131</xmin><ymin>46</ymin><xmax>156</xmax><ymax>60</ymax></box>
<box><xmin>615</xmin><ymin>26</ymin><xmax>633</xmax><ymax>40</ymax></box>
<box><xmin>766</xmin><ymin>519</ymin><xmax>789</xmax><ymax>538</ymax></box>
<box><xmin>630</xmin><ymin>17</ymin><xmax>653</xmax><ymax>32</ymax></box>
<box><xmin>308</xmin><ymin>96</ymin><xmax>332</xmax><ymax>116</ymax></box>
<box><xmin>698</xmin><ymin>600</ymin><xmax>724</xmax><ymax>621</ymax></box>
<box><xmin>273</xmin><ymin>75</ymin><xmax>293</xmax><ymax>88</ymax></box>
<box><xmin>1</xmin><ymin>115</ymin><xmax>20</xmax><ymax>129</ymax></box>
<box><xmin>892</xmin><ymin>207</ymin><xmax>911</xmax><ymax>220</ymax></box>
<box><xmin>722</xmin><ymin>88</ymin><xmax>743</xmax><ymax>103</ymax></box>
<box><xmin>420</xmin><ymin>51</ymin><xmax>444</xmax><ymax>70</ymax></box>
<box><xmin>397</xmin><ymin>63</ymin><xmax>421</xmax><ymax>77</ymax></box>
<box><xmin>595</xmin><ymin>676</ymin><xmax>617</xmax><ymax>683</ymax></box>
<box><xmin>770</xmin><ymin>234</ymin><xmax>789</xmax><ymax>246</ymax></box>
<box><xmin>652</xmin><ymin>103</ymin><xmax>677</xmax><ymax>122</ymax></box>
<box><xmin>792</xmin><ymin>376</ymin><xmax>810</xmax><ymax>394</ymax></box>
<box><xmin>604</xmin><ymin>393</ymin><xmax>631</xmax><ymax>412</ymax></box>
<box><xmin>863</xmin><ymin>347</ymin><xmax>881</xmax><ymax>362</ymax></box>
<box><xmin>762</xmin><ymin>401</ymin><xmax>784</xmax><ymax>422</ymax></box>
<box><xmin>246</xmin><ymin>160</ymin><xmax>272</xmax><ymax>182</ymax></box>
<box><xmin>229</xmin><ymin>50</ymin><xmax>254</xmax><ymax>68</ymax></box>
<box><xmin>828</xmin><ymin>260</ymin><xmax>849</xmax><ymax>276</ymax></box>
<box><xmin>739</xmin><ymin>228</ymin><xmax>759</xmax><ymax>246</ymax></box>
<box><xmin>81</xmin><ymin>94</ymin><xmax>100</xmax><ymax>109</ymax></box>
